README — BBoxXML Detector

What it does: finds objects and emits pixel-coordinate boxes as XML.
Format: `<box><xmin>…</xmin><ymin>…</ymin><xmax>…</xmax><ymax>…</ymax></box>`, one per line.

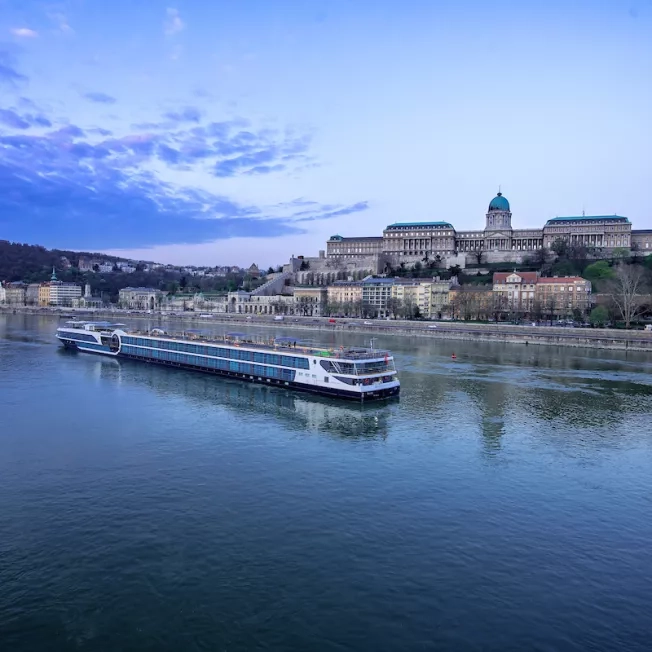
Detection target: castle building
<box><xmin>326</xmin><ymin>191</ymin><xmax>644</xmax><ymax>267</ymax></box>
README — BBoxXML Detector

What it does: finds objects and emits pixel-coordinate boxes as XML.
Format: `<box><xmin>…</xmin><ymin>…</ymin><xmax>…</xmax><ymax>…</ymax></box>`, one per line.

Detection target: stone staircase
<box><xmin>250</xmin><ymin>271</ymin><xmax>292</xmax><ymax>296</ymax></box>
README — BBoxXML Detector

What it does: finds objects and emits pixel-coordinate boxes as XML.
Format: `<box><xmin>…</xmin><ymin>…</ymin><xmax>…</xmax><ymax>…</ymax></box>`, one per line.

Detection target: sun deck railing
<box><xmin>123</xmin><ymin>329</ymin><xmax>391</xmax><ymax>360</ymax></box>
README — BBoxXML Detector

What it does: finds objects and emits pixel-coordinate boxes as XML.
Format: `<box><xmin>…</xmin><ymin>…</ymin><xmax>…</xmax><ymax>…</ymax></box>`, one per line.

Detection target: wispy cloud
<box><xmin>164</xmin><ymin>106</ymin><xmax>201</xmax><ymax>123</ymax></box>
<box><xmin>164</xmin><ymin>8</ymin><xmax>185</xmax><ymax>36</ymax></box>
<box><xmin>0</xmin><ymin>108</ymin><xmax>30</xmax><ymax>129</ymax></box>
<box><xmin>10</xmin><ymin>28</ymin><xmax>38</xmax><ymax>38</ymax></box>
<box><xmin>0</xmin><ymin>50</ymin><xmax>27</xmax><ymax>86</ymax></box>
<box><xmin>48</xmin><ymin>12</ymin><xmax>74</xmax><ymax>35</ymax></box>
<box><xmin>0</xmin><ymin>108</ymin><xmax>51</xmax><ymax>129</ymax></box>
<box><xmin>294</xmin><ymin>202</ymin><xmax>370</xmax><ymax>222</ymax></box>
<box><xmin>83</xmin><ymin>91</ymin><xmax>117</xmax><ymax>104</ymax></box>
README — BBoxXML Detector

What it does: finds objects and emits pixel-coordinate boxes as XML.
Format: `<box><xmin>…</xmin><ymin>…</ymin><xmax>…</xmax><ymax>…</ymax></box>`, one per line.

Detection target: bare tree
<box><xmin>492</xmin><ymin>293</ymin><xmax>508</xmax><ymax>321</ymax></box>
<box><xmin>386</xmin><ymin>297</ymin><xmax>402</xmax><ymax>319</ymax></box>
<box><xmin>545</xmin><ymin>294</ymin><xmax>558</xmax><ymax>324</ymax></box>
<box><xmin>531</xmin><ymin>299</ymin><xmax>544</xmax><ymax>323</ymax></box>
<box><xmin>606</xmin><ymin>264</ymin><xmax>648</xmax><ymax>328</ymax></box>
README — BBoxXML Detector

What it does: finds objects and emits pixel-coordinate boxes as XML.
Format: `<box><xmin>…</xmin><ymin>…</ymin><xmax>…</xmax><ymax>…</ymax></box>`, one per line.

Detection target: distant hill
<box><xmin>0</xmin><ymin>239</ymin><xmax>245</xmax><ymax>300</ymax></box>
<box><xmin>0</xmin><ymin>240</ymin><xmax>137</xmax><ymax>283</ymax></box>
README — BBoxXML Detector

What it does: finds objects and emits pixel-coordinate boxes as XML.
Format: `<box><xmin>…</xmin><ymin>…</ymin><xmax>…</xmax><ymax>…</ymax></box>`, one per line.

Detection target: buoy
<box><xmin>451</xmin><ymin>353</ymin><xmax>457</xmax><ymax>359</ymax></box>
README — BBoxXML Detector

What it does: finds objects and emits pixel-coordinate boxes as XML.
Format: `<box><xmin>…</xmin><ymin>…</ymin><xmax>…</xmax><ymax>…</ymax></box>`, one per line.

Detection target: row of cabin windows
<box><xmin>59</xmin><ymin>331</ymin><xmax>97</xmax><ymax>343</ymax></box>
<box><xmin>120</xmin><ymin>346</ymin><xmax>296</xmax><ymax>381</ymax></box>
<box><xmin>121</xmin><ymin>337</ymin><xmax>310</xmax><ymax>369</ymax></box>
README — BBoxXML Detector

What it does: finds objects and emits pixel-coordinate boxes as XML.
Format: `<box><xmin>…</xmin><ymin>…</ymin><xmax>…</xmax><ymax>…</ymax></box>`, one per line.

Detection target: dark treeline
<box><xmin>0</xmin><ymin>241</ymin><xmax>130</xmax><ymax>283</ymax></box>
<box><xmin>0</xmin><ymin>240</ymin><xmax>248</xmax><ymax>301</ymax></box>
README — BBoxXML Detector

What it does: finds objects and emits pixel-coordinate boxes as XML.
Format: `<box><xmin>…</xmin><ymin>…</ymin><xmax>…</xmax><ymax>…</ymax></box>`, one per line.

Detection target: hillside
<box><xmin>0</xmin><ymin>239</ymin><xmax>245</xmax><ymax>300</ymax></box>
<box><xmin>0</xmin><ymin>240</ymin><xmax>133</xmax><ymax>283</ymax></box>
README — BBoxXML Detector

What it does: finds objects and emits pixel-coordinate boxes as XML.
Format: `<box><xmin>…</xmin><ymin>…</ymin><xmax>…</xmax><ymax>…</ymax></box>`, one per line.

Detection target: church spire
<box><xmin>50</xmin><ymin>266</ymin><xmax>57</xmax><ymax>282</ymax></box>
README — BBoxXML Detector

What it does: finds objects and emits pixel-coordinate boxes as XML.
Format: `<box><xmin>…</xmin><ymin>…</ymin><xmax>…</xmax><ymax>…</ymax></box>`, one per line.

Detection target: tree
<box><xmin>584</xmin><ymin>260</ymin><xmax>614</xmax><ymax>286</ymax></box>
<box><xmin>605</xmin><ymin>264</ymin><xmax>648</xmax><ymax>328</ymax></box>
<box><xmin>610</xmin><ymin>248</ymin><xmax>629</xmax><ymax>265</ymax></box>
<box><xmin>401</xmin><ymin>296</ymin><xmax>417</xmax><ymax>319</ymax></box>
<box><xmin>267</xmin><ymin>266</ymin><xmax>274</xmax><ymax>275</ymax></box>
<box><xmin>386</xmin><ymin>297</ymin><xmax>402</xmax><ymax>319</ymax></box>
<box><xmin>545</xmin><ymin>294</ymin><xmax>558</xmax><ymax>323</ymax></box>
<box><xmin>473</xmin><ymin>249</ymin><xmax>484</xmax><ymax>265</ymax></box>
<box><xmin>551</xmin><ymin>238</ymin><xmax>569</xmax><ymax>258</ymax></box>
<box><xmin>528</xmin><ymin>247</ymin><xmax>550</xmax><ymax>270</ymax></box>
<box><xmin>448</xmin><ymin>264</ymin><xmax>462</xmax><ymax>279</ymax></box>
<box><xmin>551</xmin><ymin>259</ymin><xmax>576</xmax><ymax>277</ymax></box>
<box><xmin>567</xmin><ymin>243</ymin><xmax>590</xmax><ymax>272</ymax></box>
<box><xmin>299</xmin><ymin>259</ymin><xmax>310</xmax><ymax>270</ymax></box>
<box><xmin>531</xmin><ymin>299</ymin><xmax>544</xmax><ymax>323</ymax></box>
<box><xmin>180</xmin><ymin>275</ymin><xmax>188</xmax><ymax>289</ymax></box>
<box><xmin>411</xmin><ymin>261</ymin><xmax>422</xmax><ymax>277</ymax></box>
<box><xmin>589</xmin><ymin>305</ymin><xmax>609</xmax><ymax>328</ymax></box>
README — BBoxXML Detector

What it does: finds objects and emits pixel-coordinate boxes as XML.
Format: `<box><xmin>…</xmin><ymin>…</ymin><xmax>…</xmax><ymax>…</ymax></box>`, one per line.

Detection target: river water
<box><xmin>1</xmin><ymin>313</ymin><xmax>652</xmax><ymax>651</ymax></box>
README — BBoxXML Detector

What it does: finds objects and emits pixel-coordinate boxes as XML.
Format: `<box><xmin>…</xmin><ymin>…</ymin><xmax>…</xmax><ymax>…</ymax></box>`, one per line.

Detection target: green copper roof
<box><xmin>488</xmin><ymin>192</ymin><xmax>510</xmax><ymax>212</ymax></box>
<box><xmin>386</xmin><ymin>221</ymin><xmax>454</xmax><ymax>229</ymax></box>
<box><xmin>546</xmin><ymin>215</ymin><xmax>629</xmax><ymax>224</ymax></box>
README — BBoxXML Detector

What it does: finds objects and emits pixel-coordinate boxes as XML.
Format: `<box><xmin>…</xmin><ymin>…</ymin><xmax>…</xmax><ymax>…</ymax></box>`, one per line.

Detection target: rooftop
<box><xmin>488</xmin><ymin>192</ymin><xmax>510</xmax><ymax>212</ymax></box>
<box><xmin>546</xmin><ymin>215</ymin><xmax>629</xmax><ymax>224</ymax></box>
<box><xmin>362</xmin><ymin>277</ymin><xmax>395</xmax><ymax>285</ymax></box>
<box><xmin>386</xmin><ymin>221</ymin><xmax>454</xmax><ymax>229</ymax></box>
<box><xmin>328</xmin><ymin>235</ymin><xmax>382</xmax><ymax>242</ymax></box>
<box><xmin>493</xmin><ymin>272</ymin><xmax>539</xmax><ymax>284</ymax></box>
<box><xmin>538</xmin><ymin>277</ymin><xmax>588</xmax><ymax>284</ymax></box>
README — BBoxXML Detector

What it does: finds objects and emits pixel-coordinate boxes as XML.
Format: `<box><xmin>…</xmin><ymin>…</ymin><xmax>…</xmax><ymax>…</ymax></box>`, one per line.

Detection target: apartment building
<box><xmin>536</xmin><ymin>277</ymin><xmax>592</xmax><ymax>315</ymax></box>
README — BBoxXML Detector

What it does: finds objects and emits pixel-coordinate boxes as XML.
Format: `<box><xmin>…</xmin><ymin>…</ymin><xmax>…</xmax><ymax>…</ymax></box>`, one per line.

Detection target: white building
<box><xmin>78</xmin><ymin>256</ymin><xmax>98</xmax><ymax>272</ymax></box>
<box><xmin>0</xmin><ymin>282</ymin><xmax>6</xmax><ymax>304</ymax></box>
<box><xmin>99</xmin><ymin>262</ymin><xmax>114</xmax><ymax>273</ymax></box>
<box><xmin>119</xmin><ymin>287</ymin><xmax>164</xmax><ymax>310</ymax></box>
<box><xmin>49</xmin><ymin>281</ymin><xmax>82</xmax><ymax>306</ymax></box>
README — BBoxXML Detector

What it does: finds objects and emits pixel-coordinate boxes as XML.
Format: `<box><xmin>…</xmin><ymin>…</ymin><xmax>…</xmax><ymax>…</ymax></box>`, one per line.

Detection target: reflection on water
<box><xmin>16</xmin><ymin>313</ymin><xmax>652</xmax><ymax>455</ymax></box>
<box><xmin>83</xmin><ymin>353</ymin><xmax>394</xmax><ymax>440</ymax></box>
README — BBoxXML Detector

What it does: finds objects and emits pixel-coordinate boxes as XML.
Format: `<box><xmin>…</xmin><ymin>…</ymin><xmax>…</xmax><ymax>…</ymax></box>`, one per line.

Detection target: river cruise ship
<box><xmin>56</xmin><ymin>322</ymin><xmax>400</xmax><ymax>401</ymax></box>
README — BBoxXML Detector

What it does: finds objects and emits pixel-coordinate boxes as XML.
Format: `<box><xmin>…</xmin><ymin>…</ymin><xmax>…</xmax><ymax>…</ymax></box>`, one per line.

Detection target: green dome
<box><xmin>488</xmin><ymin>192</ymin><xmax>510</xmax><ymax>212</ymax></box>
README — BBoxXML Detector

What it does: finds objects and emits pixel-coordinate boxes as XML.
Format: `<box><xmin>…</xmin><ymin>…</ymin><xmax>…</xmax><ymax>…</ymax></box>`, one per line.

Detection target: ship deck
<box><xmin>59</xmin><ymin>321</ymin><xmax>393</xmax><ymax>360</ymax></box>
<box><xmin>124</xmin><ymin>329</ymin><xmax>392</xmax><ymax>361</ymax></box>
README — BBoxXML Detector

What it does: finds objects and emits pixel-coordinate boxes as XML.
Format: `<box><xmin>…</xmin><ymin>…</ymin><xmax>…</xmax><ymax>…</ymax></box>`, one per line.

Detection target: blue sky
<box><xmin>0</xmin><ymin>0</ymin><xmax>650</xmax><ymax>266</ymax></box>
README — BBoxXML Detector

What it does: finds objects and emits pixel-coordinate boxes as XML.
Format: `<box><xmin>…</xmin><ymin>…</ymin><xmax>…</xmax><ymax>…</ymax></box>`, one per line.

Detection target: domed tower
<box><xmin>486</xmin><ymin>191</ymin><xmax>512</xmax><ymax>231</ymax></box>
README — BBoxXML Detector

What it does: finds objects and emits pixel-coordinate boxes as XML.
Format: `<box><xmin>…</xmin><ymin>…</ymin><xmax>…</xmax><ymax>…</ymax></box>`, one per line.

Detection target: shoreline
<box><xmin>3</xmin><ymin>306</ymin><xmax>651</xmax><ymax>352</ymax></box>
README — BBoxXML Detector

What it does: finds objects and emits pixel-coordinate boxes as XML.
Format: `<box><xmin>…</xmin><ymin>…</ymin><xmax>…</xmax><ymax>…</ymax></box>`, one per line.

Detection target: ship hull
<box><xmin>118</xmin><ymin>352</ymin><xmax>400</xmax><ymax>401</ymax></box>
